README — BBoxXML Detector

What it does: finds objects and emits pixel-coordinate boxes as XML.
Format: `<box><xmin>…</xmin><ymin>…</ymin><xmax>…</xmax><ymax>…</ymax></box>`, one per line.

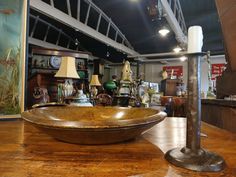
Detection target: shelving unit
<box><xmin>26</xmin><ymin>48</ymin><xmax>91</xmax><ymax>108</ymax></box>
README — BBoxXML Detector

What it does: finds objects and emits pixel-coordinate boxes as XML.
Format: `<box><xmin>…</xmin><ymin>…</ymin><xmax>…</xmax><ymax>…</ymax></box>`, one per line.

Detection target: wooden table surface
<box><xmin>0</xmin><ymin>118</ymin><xmax>236</xmax><ymax>177</ymax></box>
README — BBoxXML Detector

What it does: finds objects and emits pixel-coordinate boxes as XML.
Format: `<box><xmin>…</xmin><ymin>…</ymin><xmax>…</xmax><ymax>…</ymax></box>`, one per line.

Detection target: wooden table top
<box><xmin>0</xmin><ymin>118</ymin><xmax>236</xmax><ymax>177</ymax></box>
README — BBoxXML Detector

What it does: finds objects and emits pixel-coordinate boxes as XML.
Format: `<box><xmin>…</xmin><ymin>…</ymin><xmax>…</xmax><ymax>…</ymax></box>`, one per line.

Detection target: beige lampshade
<box><xmin>90</xmin><ymin>75</ymin><xmax>101</xmax><ymax>86</ymax></box>
<box><xmin>55</xmin><ymin>56</ymin><xmax>80</xmax><ymax>78</ymax></box>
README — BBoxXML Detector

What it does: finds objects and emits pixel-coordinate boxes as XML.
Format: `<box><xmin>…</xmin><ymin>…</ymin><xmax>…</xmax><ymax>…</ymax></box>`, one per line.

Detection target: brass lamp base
<box><xmin>165</xmin><ymin>147</ymin><xmax>225</xmax><ymax>172</ymax></box>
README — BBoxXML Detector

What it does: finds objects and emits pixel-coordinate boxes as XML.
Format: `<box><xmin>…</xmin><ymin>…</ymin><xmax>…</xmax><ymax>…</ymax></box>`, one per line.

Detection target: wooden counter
<box><xmin>0</xmin><ymin>118</ymin><xmax>236</xmax><ymax>177</ymax></box>
<box><xmin>202</xmin><ymin>99</ymin><xmax>236</xmax><ymax>108</ymax></box>
<box><xmin>202</xmin><ymin>99</ymin><xmax>236</xmax><ymax>133</ymax></box>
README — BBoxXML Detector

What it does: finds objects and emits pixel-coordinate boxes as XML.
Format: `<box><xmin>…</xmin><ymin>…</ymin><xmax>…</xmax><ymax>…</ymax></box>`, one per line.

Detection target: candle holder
<box><xmin>165</xmin><ymin>53</ymin><xmax>225</xmax><ymax>172</ymax></box>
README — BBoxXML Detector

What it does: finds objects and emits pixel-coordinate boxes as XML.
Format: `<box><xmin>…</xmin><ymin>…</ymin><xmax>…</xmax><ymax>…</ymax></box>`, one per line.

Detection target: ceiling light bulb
<box><xmin>130</xmin><ymin>0</ymin><xmax>139</xmax><ymax>2</ymax></box>
<box><xmin>173</xmin><ymin>46</ymin><xmax>182</xmax><ymax>53</ymax></box>
<box><xmin>75</xmin><ymin>38</ymin><xmax>79</xmax><ymax>45</ymax></box>
<box><xmin>158</xmin><ymin>28</ymin><xmax>170</xmax><ymax>37</ymax></box>
<box><xmin>180</xmin><ymin>56</ymin><xmax>187</xmax><ymax>62</ymax></box>
<box><xmin>106</xmin><ymin>51</ymin><xmax>110</xmax><ymax>57</ymax></box>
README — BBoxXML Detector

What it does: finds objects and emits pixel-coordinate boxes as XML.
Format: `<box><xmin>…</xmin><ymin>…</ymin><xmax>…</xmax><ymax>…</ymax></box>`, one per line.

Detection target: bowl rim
<box><xmin>21</xmin><ymin>106</ymin><xmax>167</xmax><ymax>129</ymax></box>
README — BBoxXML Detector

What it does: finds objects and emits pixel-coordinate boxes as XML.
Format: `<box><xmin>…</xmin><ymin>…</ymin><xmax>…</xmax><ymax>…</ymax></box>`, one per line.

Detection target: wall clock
<box><xmin>49</xmin><ymin>56</ymin><xmax>61</xmax><ymax>69</ymax></box>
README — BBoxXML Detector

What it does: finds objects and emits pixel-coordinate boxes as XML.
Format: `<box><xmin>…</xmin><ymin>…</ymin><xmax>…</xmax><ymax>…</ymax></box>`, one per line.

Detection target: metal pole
<box><xmin>186</xmin><ymin>55</ymin><xmax>201</xmax><ymax>152</ymax></box>
<box><xmin>85</xmin><ymin>3</ymin><xmax>91</xmax><ymax>25</ymax></box>
<box><xmin>50</xmin><ymin>0</ymin><xmax>54</xmax><ymax>7</ymax></box>
<box><xmin>44</xmin><ymin>26</ymin><xmax>50</xmax><ymax>41</ymax></box>
<box><xmin>30</xmin><ymin>16</ymin><xmax>39</xmax><ymax>37</ymax></box>
<box><xmin>96</xmin><ymin>13</ymin><xmax>102</xmax><ymax>31</ymax></box>
<box><xmin>67</xmin><ymin>0</ymin><xmax>72</xmax><ymax>16</ymax></box>
<box><xmin>77</xmin><ymin>0</ymin><xmax>81</xmax><ymax>20</ymax></box>
<box><xmin>136</xmin><ymin>60</ymin><xmax>140</xmax><ymax>79</ymax></box>
<box><xmin>106</xmin><ymin>21</ymin><xmax>111</xmax><ymax>37</ymax></box>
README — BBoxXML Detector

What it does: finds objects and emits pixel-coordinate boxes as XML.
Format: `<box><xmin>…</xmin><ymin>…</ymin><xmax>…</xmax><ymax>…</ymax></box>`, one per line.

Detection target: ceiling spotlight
<box><xmin>173</xmin><ymin>46</ymin><xmax>182</xmax><ymax>53</ymax></box>
<box><xmin>75</xmin><ymin>38</ymin><xmax>79</xmax><ymax>45</ymax></box>
<box><xmin>129</xmin><ymin>0</ymin><xmax>139</xmax><ymax>2</ymax></box>
<box><xmin>106</xmin><ymin>51</ymin><xmax>110</xmax><ymax>57</ymax></box>
<box><xmin>180</xmin><ymin>56</ymin><xmax>187</xmax><ymax>62</ymax></box>
<box><xmin>158</xmin><ymin>28</ymin><xmax>170</xmax><ymax>37</ymax></box>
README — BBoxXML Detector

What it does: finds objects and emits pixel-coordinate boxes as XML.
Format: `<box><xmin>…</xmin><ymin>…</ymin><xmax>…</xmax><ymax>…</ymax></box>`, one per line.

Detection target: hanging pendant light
<box><xmin>173</xmin><ymin>46</ymin><xmax>182</xmax><ymax>53</ymax></box>
<box><xmin>158</xmin><ymin>27</ymin><xmax>170</xmax><ymax>37</ymax></box>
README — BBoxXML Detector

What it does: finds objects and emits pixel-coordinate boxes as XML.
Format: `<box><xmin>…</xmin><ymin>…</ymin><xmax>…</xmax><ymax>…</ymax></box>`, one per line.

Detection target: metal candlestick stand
<box><xmin>165</xmin><ymin>53</ymin><xmax>225</xmax><ymax>172</ymax></box>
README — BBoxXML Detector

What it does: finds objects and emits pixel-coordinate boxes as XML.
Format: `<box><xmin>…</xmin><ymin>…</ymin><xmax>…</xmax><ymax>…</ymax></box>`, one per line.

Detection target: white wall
<box><xmin>201</xmin><ymin>56</ymin><xmax>226</xmax><ymax>94</ymax></box>
<box><xmin>143</xmin><ymin>61</ymin><xmax>188</xmax><ymax>84</ymax></box>
<box><xmin>102</xmin><ymin>68</ymin><xmax>111</xmax><ymax>83</ymax></box>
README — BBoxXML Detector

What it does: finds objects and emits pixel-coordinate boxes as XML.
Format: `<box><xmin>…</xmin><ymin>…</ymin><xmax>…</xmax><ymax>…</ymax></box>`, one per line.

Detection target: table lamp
<box><xmin>55</xmin><ymin>56</ymin><xmax>80</xmax><ymax>102</ymax></box>
<box><xmin>90</xmin><ymin>74</ymin><xmax>101</xmax><ymax>98</ymax></box>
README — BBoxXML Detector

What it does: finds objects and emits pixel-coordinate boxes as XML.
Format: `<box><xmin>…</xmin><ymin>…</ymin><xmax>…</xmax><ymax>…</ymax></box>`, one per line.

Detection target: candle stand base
<box><xmin>165</xmin><ymin>147</ymin><xmax>225</xmax><ymax>172</ymax></box>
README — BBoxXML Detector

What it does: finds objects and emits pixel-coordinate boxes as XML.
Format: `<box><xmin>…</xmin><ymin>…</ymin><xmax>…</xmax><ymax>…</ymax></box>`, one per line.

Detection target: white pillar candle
<box><xmin>187</xmin><ymin>26</ymin><xmax>203</xmax><ymax>53</ymax></box>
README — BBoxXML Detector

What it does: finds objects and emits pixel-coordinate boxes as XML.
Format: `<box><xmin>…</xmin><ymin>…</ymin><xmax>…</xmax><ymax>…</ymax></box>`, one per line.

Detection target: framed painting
<box><xmin>0</xmin><ymin>0</ymin><xmax>28</xmax><ymax>118</ymax></box>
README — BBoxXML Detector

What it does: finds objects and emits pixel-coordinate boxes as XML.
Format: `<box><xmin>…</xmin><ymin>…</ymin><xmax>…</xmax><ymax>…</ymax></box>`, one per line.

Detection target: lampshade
<box><xmin>55</xmin><ymin>56</ymin><xmax>80</xmax><ymax>79</ymax></box>
<box><xmin>90</xmin><ymin>75</ymin><xmax>101</xmax><ymax>86</ymax></box>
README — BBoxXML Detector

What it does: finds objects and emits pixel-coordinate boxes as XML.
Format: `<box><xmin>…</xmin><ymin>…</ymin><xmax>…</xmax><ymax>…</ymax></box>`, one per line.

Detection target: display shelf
<box><xmin>77</xmin><ymin>69</ymin><xmax>88</xmax><ymax>71</ymax></box>
<box><xmin>27</xmin><ymin>48</ymin><xmax>90</xmax><ymax>108</ymax></box>
<box><xmin>30</xmin><ymin>67</ymin><xmax>88</xmax><ymax>72</ymax></box>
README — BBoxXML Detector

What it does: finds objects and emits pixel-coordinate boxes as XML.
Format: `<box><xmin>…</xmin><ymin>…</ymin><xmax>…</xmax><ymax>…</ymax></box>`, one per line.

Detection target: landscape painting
<box><xmin>0</xmin><ymin>0</ymin><xmax>28</xmax><ymax>118</ymax></box>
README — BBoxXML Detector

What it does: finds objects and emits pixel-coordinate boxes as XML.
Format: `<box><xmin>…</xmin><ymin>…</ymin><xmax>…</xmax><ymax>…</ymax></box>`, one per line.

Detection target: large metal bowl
<box><xmin>21</xmin><ymin>105</ymin><xmax>166</xmax><ymax>144</ymax></box>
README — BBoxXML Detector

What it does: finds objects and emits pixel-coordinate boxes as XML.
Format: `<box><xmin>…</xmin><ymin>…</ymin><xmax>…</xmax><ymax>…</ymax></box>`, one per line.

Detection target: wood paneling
<box><xmin>160</xmin><ymin>79</ymin><xmax>180</xmax><ymax>96</ymax></box>
<box><xmin>202</xmin><ymin>101</ymin><xmax>236</xmax><ymax>133</ymax></box>
<box><xmin>216</xmin><ymin>0</ymin><xmax>236</xmax><ymax>71</ymax></box>
<box><xmin>0</xmin><ymin>118</ymin><xmax>236</xmax><ymax>176</ymax></box>
<box><xmin>216</xmin><ymin>71</ymin><xmax>236</xmax><ymax>98</ymax></box>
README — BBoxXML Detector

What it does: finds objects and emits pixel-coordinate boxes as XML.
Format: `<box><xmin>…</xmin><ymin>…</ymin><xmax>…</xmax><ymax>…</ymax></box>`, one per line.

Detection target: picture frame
<box><xmin>0</xmin><ymin>0</ymin><xmax>28</xmax><ymax>118</ymax></box>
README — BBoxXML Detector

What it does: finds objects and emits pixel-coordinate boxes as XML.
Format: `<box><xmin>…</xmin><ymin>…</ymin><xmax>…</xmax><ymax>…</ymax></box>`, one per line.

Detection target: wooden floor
<box><xmin>0</xmin><ymin>118</ymin><xmax>236</xmax><ymax>177</ymax></box>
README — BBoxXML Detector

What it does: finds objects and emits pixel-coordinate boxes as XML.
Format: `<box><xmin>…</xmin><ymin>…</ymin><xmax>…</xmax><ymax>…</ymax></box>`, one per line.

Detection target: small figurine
<box><xmin>76</xmin><ymin>89</ymin><xmax>87</xmax><ymax>99</ymax></box>
<box><xmin>63</xmin><ymin>79</ymin><xmax>74</xmax><ymax>97</ymax></box>
<box><xmin>162</xmin><ymin>70</ymin><xmax>168</xmax><ymax>80</ymax></box>
<box><xmin>121</xmin><ymin>61</ymin><xmax>133</xmax><ymax>82</ymax></box>
<box><xmin>33</xmin><ymin>87</ymin><xmax>50</xmax><ymax>104</ymax></box>
<box><xmin>141</xmin><ymin>92</ymin><xmax>150</xmax><ymax>104</ymax></box>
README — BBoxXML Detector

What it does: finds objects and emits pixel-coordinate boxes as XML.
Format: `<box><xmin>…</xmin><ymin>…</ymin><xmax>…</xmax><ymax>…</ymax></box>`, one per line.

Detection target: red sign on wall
<box><xmin>211</xmin><ymin>63</ymin><xmax>225</xmax><ymax>80</ymax></box>
<box><xmin>163</xmin><ymin>66</ymin><xmax>183</xmax><ymax>77</ymax></box>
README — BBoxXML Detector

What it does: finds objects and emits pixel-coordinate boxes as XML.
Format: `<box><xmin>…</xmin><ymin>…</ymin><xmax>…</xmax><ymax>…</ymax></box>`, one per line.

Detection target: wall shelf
<box><xmin>27</xmin><ymin>48</ymin><xmax>90</xmax><ymax>108</ymax></box>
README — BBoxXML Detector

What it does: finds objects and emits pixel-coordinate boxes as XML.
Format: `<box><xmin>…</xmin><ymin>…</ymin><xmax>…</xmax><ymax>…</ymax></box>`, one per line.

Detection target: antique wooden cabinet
<box><xmin>160</xmin><ymin>79</ymin><xmax>181</xmax><ymax>96</ymax></box>
<box><xmin>26</xmin><ymin>48</ymin><xmax>91</xmax><ymax>108</ymax></box>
